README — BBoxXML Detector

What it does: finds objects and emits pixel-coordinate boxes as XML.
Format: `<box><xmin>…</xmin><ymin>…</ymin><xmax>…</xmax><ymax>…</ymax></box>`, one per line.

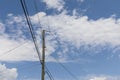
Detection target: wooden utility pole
<box><xmin>41</xmin><ymin>30</ymin><xmax>45</xmax><ymax>80</ymax></box>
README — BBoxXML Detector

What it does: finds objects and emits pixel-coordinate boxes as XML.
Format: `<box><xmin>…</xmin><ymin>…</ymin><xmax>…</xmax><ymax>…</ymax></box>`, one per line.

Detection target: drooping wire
<box><xmin>20</xmin><ymin>0</ymin><xmax>54</xmax><ymax>80</ymax></box>
<box><xmin>32</xmin><ymin>1</ymin><xmax>55</xmax><ymax>80</ymax></box>
<box><xmin>55</xmin><ymin>59</ymin><xmax>78</xmax><ymax>80</ymax></box>
<box><xmin>20</xmin><ymin>0</ymin><xmax>41</xmax><ymax>63</ymax></box>
<box><xmin>33</xmin><ymin>2</ymin><xmax>78</xmax><ymax>79</ymax></box>
<box><xmin>20</xmin><ymin>0</ymin><xmax>77</xmax><ymax>80</ymax></box>
<box><xmin>45</xmin><ymin>66</ymin><xmax>54</xmax><ymax>80</ymax></box>
<box><xmin>46</xmin><ymin>18</ymin><xmax>78</xmax><ymax>80</ymax></box>
<box><xmin>47</xmin><ymin>31</ymin><xmax>78</xmax><ymax>80</ymax></box>
<box><xmin>0</xmin><ymin>41</ymin><xmax>27</xmax><ymax>59</ymax></box>
<box><xmin>32</xmin><ymin>0</ymin><xmax>78</xmax><ymax>79</ymax></box>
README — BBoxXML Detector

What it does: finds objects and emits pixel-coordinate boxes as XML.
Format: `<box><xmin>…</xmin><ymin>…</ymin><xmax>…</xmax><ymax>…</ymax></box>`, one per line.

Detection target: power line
<box><xmin>20</xmin><ymin>0</ymin><xmax>41</xmax><ymax>64</ymax></box>
<box><xmin>45</xmin><ymin>29</ymin><xmax>78</xmax><ymax>80</ymax></box>
<box><xmin>20</xmin><ymin>0</ymin><xmax>77</xmax><ymax>80</ymax></box>
<box><xmin>17</xmin><ymin>63</ymin><xmax>52</xmax><ymax>80</ymax></box>
<box><xmin>32</xmin><ymin>1</ymin><xmax>55</xmax><ymax>80</ymax></box>
<box><xmin>55</xmin><ymin>59</ymin><xmax>78</xmax><ymax>80</ymax></box>
<box><xmin>0</xmin><ymin>41</ymin><xmax>27</xmax><ymax>59</ymax></box>
<box><xmin>20</xmin><ymin>1</ymin><xmax>54</xmax><ymax>80</ymax></box>
<box><xmin>45</xmin><ymin>14</ymin><xmax>78</xmax><ymax>79</ymax></box>
<box><xmin>46</xmin><ymin>28</ymin><xmax>78</xmax><ymax>80</ymax></box>
<box><xmin>43</xmin><ymin>4</ymin><xmax>79</xmax><ymax>79</ymax></box>
<box><xmin>45</xmin><ymin>66</ymin><xmax>54</xmax><ymax>80</ymax></box>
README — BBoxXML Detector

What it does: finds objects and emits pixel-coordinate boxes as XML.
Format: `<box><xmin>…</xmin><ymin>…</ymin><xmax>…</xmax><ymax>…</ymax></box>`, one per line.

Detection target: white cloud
<box><xmin>82</xmin><ymin>75</ymin><xmax>120</xmax><ymax>80</ymax></box>
<box><xmin>77</xmin><ymin>0</ymin><xmax>85</xmax><ymax>3</ymax></box>
<box><xmin>42</xmin><ymin>0</ymin><xmax>64</xmax><ymax>11</ymax></box>
<box><xmin>0</xmin><ymin>14</ymin><xmax>57</xmax><ymax>62</ymax></box>
<box><xmin>1</xmin><ymin>11</ymin><xmax>120</xmax><ymax>62</ymax></box>
<box><xmin>0</xmin><ymin>36</ymin><xmax>37</xmax><ymax>61</ymax></box>
<box><xmin>0</xmin><ymin>15</ymin><xmax>38</xmax><ymax>61</ymax></box>
<box><xmin>0</xmin><ymin>64</ymin><xmax>18</xmax><ymax>80</ymax></box>
<box><xmin>89</xmin><ymin>77</ymin><xmax>106</xmax><ymax>80</ymax></box>
<box><xmin>31</xmin><ymin>12</ymin><xmax>120</xmax><ymax>48</ymax></box>
<box><xmin>0</xmin><ymin>15</ymin><xmax>39</xmax><ymax>62</ymax></box>
<box><xmin>31</xmin><ymin>12</ymin><xmax>120</xmax><ymax>61</ymax></box>
<box><xmin>0</xmin><ymin>35</ymin><xmax>56</xmax><ymax>62</ymax></box>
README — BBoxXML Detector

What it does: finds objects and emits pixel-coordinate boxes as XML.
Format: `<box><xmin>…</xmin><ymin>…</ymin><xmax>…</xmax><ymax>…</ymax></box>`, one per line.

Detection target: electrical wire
<box><xmin>32</xmin><ymin>0</ymin><xmax>78</xmax><ymax>79</ymax></box>
<box><xmin>20</xmin><ymin>0</ymin><xmax>41</xmax><ymax>63</ymax></box>
<box><xmin>46</xmin><ymin>23</ymin><xmax>78</xmax><ymax>80</ymax></box>
<box><xmin>20</xmin><ymin>0</ymin><xmax>54</xmax><ymax>80</ymax></box>
<box><xmin>32</xmin><ymin>1</ymin><xmax>55</xmax><ymax>80</ymax></box>
<box><xmin>45</xmin><ymin>66</ymin><xmax>54</xmax><ymax>80</ymax></box>
<box><xmin>55</xmin><ymin>58</ymin><xmax>78</xmax><ymax>80</ymax></box>
<box><xmin>0</xmin><ymin>41</ymin><xmax>27</xmax><ymax>59</ymax></box>
<box><xmin>20</xmin><ymin>0</ymin><xmax>77</xmax><ymax>80</ymax></box>
<box><xmin>48</xmin><ymin>31</ymin><xmax>78</xmax><ymax>80</ymax></box>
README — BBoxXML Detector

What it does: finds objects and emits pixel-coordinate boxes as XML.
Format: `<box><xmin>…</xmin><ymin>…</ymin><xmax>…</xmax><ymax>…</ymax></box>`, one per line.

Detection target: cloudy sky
<box><xmin>0</xmin><ymin>0</ymin><xmax>120</xmax><ymax>80</ymax></box>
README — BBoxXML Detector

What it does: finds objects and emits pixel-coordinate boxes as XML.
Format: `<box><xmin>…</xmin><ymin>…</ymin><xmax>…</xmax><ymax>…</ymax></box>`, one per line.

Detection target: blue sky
<box><xmin>0</xmin><ymin>0</ymin><xmax>120</xmax><ymax>80</ymax></box>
